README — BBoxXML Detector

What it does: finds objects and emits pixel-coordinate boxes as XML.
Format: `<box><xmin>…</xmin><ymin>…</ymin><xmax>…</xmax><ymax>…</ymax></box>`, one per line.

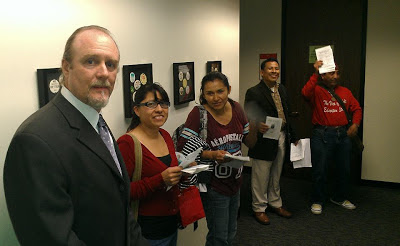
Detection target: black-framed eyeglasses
<box><xmin>137</xmin><ymin>101</ymin><xmax>170</xmax><ymax>109</ymax></box>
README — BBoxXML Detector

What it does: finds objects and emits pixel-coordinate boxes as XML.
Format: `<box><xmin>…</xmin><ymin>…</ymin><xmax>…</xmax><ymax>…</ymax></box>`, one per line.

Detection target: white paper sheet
<box><xmin>315</xmin><ymin>45</ymin><xmax>336</xmax><ymax>74</ymax></box>
<box><xmin>221</xmin><ymin>154</ymin><xmax>250</xmax><ymax>169</ymax></box>
<box><xmin>181</xmin><ymin>164</ymin><xmax>210</xmax><ymax>174</ymax></box>
<box><xmin>167</xmin><ymin>148</ymin><xmax>203</xmax><ymax>190</ymax></box>
<box><xmin>175</xmin><ymin>147</ymin><xmax>202</xmax><ymax>169</ymax></box>
<box><xmin>290</xmin><ymin>138</ymin><xmax>312</xmax><ymax>169</ymax></box>
<box><xmin>263</xmin><ymin>116</ymin><xmax>283</xmax><ymax>140</ymax></box>
<box><xmin>224</xmin><ymin>154</ymin><xmax>250</xmax><ymax>162</ymax></box>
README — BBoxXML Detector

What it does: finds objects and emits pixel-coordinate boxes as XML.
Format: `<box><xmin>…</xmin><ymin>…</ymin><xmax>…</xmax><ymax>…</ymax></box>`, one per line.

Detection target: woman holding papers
<box><xmin>117</xmin><ymin>83</ymin><xmax>188</xmax><ymax>246</ymax></box>
<box><xmin>177</xmin><ymin>72</ymin><xmax>257</xmax><ymax>246</ymax></box>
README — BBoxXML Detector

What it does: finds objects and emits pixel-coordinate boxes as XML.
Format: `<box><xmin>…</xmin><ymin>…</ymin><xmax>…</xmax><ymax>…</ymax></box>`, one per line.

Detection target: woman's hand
<box><xmin>188</xmin><ymin>161</ymin><xmax>197</xmax><ymax>167</ymax></box>
<box><xmin>213</xmin><ymin>150</ymin><xmax>229</xmax><ymax>163</ymax></box>
<box><xmin>182</xmin><ymin>162</ymin><xmax>197</xmax><ymax>177</ymax></box>
<box><xmin>161</xmin><ymin>166</ymin><xmax>183</xmax><ymax>186</ymax></box>
<box><xmin>201</xmin><ymin>150</ymin><xmax>228</xmax><ymax>163</ymax></box>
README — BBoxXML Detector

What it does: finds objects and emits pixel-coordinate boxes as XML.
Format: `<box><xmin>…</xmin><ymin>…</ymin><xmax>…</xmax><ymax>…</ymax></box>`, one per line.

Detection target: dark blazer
<box><xmin>244</xmin><ymin>81</ymin><xmax>298</xmax><ymax>161</ymax></box>
<box><xmin>4</xmin><ymin>93</ymin><xmax>148</xmax><ymax>246</ymax></box>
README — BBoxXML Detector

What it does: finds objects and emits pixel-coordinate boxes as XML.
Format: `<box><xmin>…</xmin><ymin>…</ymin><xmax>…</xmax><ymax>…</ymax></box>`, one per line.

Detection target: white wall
<box><xmin>362</xmin><ymin>0</ymin><xmax>400</xmax><ymax>183</ymax></box>
<box><xmin>239</xmin><ymin>0</ymin><xmax>282</xmax><ymax>158</ymax></box>
<box><xmin>0</xmin><ymin>0</ymin><xmax>239</xmax><ymax>244</ymax></box>
<box><xmin>239</xmin><ymin>0</ymin><xmax>282</xmax><ymax>106</ymax></box>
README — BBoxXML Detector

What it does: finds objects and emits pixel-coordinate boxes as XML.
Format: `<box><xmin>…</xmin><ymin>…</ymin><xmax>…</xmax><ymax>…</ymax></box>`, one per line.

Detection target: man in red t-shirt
<box><xmin>302</xmin><ymin>60</ymin><xmax>362</xmax><ymax>215</ymax></box>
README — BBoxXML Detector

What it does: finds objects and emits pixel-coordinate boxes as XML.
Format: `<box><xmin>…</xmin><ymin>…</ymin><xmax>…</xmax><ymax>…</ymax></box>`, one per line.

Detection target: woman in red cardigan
<box><xmin>117</xmin><ymin>83</ymin><xmax>182</xmax><ymax>246</ymax></box>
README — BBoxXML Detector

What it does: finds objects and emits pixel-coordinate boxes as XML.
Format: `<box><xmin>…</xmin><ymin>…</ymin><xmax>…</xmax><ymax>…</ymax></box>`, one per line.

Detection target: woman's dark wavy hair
<box><xmin>127</xmin><ymin>82</ymin><xmax>170</xmax><ymax>132</ymax></box>
<box><xmin>199</xmin><ymin>71</ymin><xmax>234</xmax><ymax>105</ymax></box>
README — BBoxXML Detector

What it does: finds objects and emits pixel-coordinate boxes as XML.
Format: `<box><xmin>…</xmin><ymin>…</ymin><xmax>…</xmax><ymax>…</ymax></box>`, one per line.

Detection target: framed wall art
<box><xmin>206</xmin><ymin>60</ymin><xmax>222</xmax><ymax>73</ymax></box>
<box><xmin>122</xmin><ymin>63</ymin><xmax>153</xmax><ymax>118</ymax></box>
<box><xmin>37</xmin><ymin>68</ymin><xmax>62</xmax><ymax>108</ymax></box>
<box><xmin>173</xmin><ymin>62</ymin><xmax>195</xmax><ymax>105</ymax></box>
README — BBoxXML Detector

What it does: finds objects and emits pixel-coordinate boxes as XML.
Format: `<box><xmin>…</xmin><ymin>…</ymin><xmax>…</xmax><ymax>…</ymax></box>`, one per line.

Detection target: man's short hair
<box><xmin>261</xmin><ymin>58</ymin><xmax>279</xmax><ymax>70</ymax></box>
<box><xmin>59</xmin><ymin>25</ymin><xmax>119</xmax><ymax>84</ymax></box>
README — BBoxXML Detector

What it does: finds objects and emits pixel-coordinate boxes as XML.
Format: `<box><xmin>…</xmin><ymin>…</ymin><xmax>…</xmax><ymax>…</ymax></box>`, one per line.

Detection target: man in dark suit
<box><xmin>244</xmin><ymin>58</ymin><xmax>298</xmax><ymax>225</ymax></box>
<box><xmin>4</xmin><ymin>25</ymin><xmax>148</xmax><ymax>246</ymax></box>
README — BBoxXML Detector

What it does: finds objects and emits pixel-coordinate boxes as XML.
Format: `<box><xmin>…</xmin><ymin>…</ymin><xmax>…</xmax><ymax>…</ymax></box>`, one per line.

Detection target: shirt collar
<box><xmin>61</xmin><ymin>87</ymin><xmax>100</xmax><ymax>133</ymax></box>
<box><xmin>261</xmin><ymin>80</ymin><xmax>280</xmax><ymax>92</ymax></box>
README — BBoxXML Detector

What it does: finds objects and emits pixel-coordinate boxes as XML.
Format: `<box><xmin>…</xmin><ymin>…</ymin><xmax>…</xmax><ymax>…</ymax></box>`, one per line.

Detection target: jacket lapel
<box><xmin>258</xmin><ymin>81</ymin><xmax>277</xmax><ymax>111</ymax></box>
<box><xmin>52</xmin><ymin>93</ymin><xmax>125</xmax><ymax>181</ymax></box>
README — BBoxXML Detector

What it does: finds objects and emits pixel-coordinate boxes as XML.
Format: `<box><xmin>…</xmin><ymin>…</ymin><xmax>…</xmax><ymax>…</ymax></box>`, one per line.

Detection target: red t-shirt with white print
<box><xmin>302</xmin><ymin>73</ymin><xmax>362</xmax><ymax>126</ymax></box>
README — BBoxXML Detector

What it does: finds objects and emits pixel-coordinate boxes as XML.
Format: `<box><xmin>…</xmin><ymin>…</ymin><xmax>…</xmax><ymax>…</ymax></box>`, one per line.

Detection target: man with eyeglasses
<box><xmin>302</xmin><ymin>60</ymin><xmax>362</xmax><ymax>215</ymax></box>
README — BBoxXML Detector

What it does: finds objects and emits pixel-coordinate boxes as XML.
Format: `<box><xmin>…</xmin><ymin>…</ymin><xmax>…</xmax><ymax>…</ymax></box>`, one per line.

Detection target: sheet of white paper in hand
<box><xmin>290</xmin><ymin>140</ymin><xmax>304</xmax><ymax>161</ymax></box>
<box><xmin>175</xmin><ymin>147</ymin><xmax>202</xmax><ymax>169</ymax></box>
<box><xmin>315</xmin><ymin>45</ymin><xmax>336</xmax><ymax>74</ymax></box>
<box><xmin>167</xmin><ymin>148</ymin><xmax>203</xmax><ymax>191</ymax></box>
<box><xmin>222</xmin><ymin>154</ymin><xmax>250</xmax><ymax>169</ymax></box>
<box><xmin>224</xmin><ymin>154</ymin><xmax>250</xmax><ymax>162</ymax></box>
<box><xmin>181</xmin><ymin>164</ymin><xmax>210</xmax><ymax>174</ymax></box>
<box><xmin>290</xmin><ymin>138</ymin><xmax>312</xmax><ymax>169</ymax></box>
<box><xmin>263</xmin><ymin>116</ymin><xmax>282</xmax><ymax>140</ymax></box>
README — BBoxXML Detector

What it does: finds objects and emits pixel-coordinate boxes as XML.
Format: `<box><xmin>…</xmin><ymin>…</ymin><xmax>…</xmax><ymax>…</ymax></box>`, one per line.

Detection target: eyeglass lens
<box><xmin>146</xmin><ymin>101</ymin><xmax>170</xmax><ymax>109</ymax></box>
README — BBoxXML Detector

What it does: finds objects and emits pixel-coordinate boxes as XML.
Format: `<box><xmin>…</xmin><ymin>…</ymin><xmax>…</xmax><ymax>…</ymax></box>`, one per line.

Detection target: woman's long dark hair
<box><xmin>199</xmin><ymin>71</ymin><xmax>234</xmax><ymax>106</ymax></box>
<box><xmin>127</xmin><ymin>83</ymin><xmax>170</xmax><ymax>132</ymax></box>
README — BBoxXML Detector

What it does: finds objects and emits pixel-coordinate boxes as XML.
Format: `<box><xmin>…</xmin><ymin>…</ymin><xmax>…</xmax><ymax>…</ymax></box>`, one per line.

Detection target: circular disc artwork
<box><xmin>179</xmin><ymin>87</ymin><xmax>184</xmax><ymax>95</ymax></box>
<box><xmin>186</xmin><ymin>85</ymin><xmax>190</xmax><ymax>95</ymax></box>
<box><xmin>49</xmin><ymin>79</ymin><xmax>60</xmax><ymax>94</ymax></box>
<box><xmin>134</xmin><ymin>80</ymin><xmax>141</xmax><ymax>90</ymax></box>
<box><xmin>178</xmin><ymin>71</ymin><xmax>184</xmax><ymax>81</ymax></box>
<box><xmin>182</xmin><ymin>78</ymin><xmax>187</xmax><ymax>88</ymax></box>
<box><xmin>140</xmin><ymin>73</ymin><xmax>147</xmax><ymax>85</ymax></box>
<box><xmin>186</xmin><ymin>71</ymin><xmax>190</xmax><ymax>81</ymax></box>
<box><xmin>130</xmin><ymin>72</ymin><xmax>135</xmax><ymax>83</ymax></box>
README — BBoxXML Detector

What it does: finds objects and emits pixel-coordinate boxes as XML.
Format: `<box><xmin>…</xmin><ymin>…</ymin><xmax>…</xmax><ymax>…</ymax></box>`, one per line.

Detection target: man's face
<box><xmin>62</xmin><ymin>30</ymin><xmax>120</xmax><ymax>112</ymax></box>
<box><xmin>321</xmin><ymin>70</ymin><xmax>339</xmax><ymax>88</ymax></box>
<box><xmin>261</xmin><ymin>61</ymin><xmax>280</xmax><ymax>84</ymax></box>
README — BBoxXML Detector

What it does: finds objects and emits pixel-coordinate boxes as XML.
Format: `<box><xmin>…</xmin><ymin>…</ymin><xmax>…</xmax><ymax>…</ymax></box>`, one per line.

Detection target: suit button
<box><xmin>119</xmin><ymin>184</ymin><xmax>125</xmax><ymax>192</ymax></box>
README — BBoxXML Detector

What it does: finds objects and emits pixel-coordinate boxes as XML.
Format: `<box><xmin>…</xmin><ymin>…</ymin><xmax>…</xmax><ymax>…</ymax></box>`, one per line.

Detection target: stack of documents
<box><xmin>290</xmin><ymin>138</ymin><xmax>312</xmax><ymax>169</ymax></box>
